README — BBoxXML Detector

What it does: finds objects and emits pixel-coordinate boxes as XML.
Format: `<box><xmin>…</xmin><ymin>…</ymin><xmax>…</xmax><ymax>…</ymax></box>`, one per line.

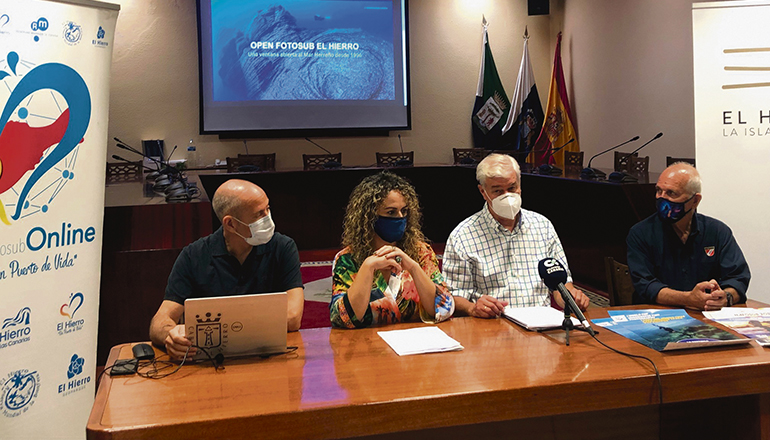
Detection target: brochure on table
<box><xmin>703</xmin><ymin>308</ymin><xmax>770</xmax><ymax>347</ymax></box>
<box><xmin>592</xmin><ymin>309</ymin><xmax>750</xmax><ymax>351</ymax></box>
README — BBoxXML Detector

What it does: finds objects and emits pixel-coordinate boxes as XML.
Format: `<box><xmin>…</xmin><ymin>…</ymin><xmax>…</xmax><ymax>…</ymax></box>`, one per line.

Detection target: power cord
<box><xmin>590</xmin><ymin>333</ymin><xmax>663</xmax><ymax>440</ymax></box>
<box><xmin>138</xmin><ymin>345</ymin><xmax>224</xmax><ymax>379</ymax></box>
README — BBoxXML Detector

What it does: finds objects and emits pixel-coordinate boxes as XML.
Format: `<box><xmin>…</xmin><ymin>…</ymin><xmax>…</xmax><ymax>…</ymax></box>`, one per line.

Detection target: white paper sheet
<box><xmin>377</xmin><ymin>326</ymin><xmax>463</xmax><ymax>356</ymax></box>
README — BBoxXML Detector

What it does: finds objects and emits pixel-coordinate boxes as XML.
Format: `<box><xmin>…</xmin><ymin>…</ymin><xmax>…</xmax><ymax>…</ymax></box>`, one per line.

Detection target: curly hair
<box><xmin>342</xmin><ymin>172</ymin><xmax>425</xmax><ymax>266</ymax></box>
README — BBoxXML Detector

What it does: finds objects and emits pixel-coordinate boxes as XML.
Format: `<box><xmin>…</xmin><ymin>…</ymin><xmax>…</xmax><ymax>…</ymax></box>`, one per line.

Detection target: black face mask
<box><xmin>656</xmin><ymin>193</ymin><xmax>695</xmax><ymax>224</ymax></box>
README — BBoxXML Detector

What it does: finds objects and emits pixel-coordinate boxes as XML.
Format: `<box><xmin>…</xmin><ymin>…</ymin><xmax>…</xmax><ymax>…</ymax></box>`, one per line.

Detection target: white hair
<box><xmin>476</xmin><ymin>153</ymin><xmax>521</xmax><ymax>186</ymax></box>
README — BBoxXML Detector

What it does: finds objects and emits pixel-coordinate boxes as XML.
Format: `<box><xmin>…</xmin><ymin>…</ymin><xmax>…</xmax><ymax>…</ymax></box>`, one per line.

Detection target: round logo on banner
<box><xmin>1</xmin><ymin>369</ymin><xmax>40</xmax><ymax>417</ymax></box>
<box><xmin>0</xmin><ymin>51</ymin><xmax>91</xmax><ymax>226</ymax></box>
<box><xmin>62</xmin><ymin>21</ymin><xmax>82</xmax><ymax>45</ymax></box>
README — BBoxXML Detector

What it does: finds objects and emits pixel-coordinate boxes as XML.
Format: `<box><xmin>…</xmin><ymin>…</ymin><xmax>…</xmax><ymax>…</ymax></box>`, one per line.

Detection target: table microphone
<box><xmin>305</xmin><ymin>137</ymin><xmax>341</xmax><ymax>169</ymax></box>
<box><xmin>580</xmin><ymin>135</ymin><xmax>639</xmax><ymax>179</ymax></box>
<box><xmin>537</xmin><ymin>138</ymin><xmax>575</xmax><ymax>175</ymax></box>
<box><xmin>537</xmin><ymin>258</ymin><xmax>595</xmax><ymax>336</ymax></box>
<box><xmin>607</xmin><ymin>132</ymin><xmax>663</xmax><ymax>183</ymax></box>
<box><xmin>115</xmin><ymin>138</ymin><xmax>179</xmax><ymax>175</ymax></box>
<box><xmin>395</xmin><ymin>135</ymin><xmax>413</xmax><ymax>167</ymax></box>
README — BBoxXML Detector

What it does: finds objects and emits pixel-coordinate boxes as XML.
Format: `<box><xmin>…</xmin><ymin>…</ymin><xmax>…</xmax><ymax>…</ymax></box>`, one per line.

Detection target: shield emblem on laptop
<box><xmin>197</xmin><ymin>323</ymin><xmax>221</xmax><ymax>348</ymax></box>
<box><xmin>195</xmin><ymin>312</ymin><xmax>222</xmax><ymax>348</ymax></box>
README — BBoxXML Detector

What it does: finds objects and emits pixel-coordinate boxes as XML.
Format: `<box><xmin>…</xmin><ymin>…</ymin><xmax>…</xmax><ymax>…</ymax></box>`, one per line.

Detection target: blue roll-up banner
<box><xmin>0</xmin><ymin>0</ymin><xmax>118</xmax><ymax>438</ymax></box>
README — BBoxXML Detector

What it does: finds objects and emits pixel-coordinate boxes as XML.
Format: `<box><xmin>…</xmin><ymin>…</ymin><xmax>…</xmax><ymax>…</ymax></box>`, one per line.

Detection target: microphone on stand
<box><xmin>114</xmin><ymin>138</ymin><xmax>179</xmax><ymax>175</ymax></box>
<box><xmin>608</xmin><ymin>132</ymin><xmax>663</xmax><ymax>183</ymax></box>
<box><xmin>537</xmin><ymin>138</ymin><xmax>575</xmax><ymax>175</ymax></box>
<box><xmin>580</xmin><ymin>136</ymin><xmax>640</xmax><ymax>179</ymax></box>
<box><xmin>305</xmin><ymin>137</ymin><xmax>341</xmax><ymax>169</ymax></box>
<box><xmin>165</xmin><ymin>145</ymin><xmax>178</xmax><ymax>164</ymax></box>
<box><xmin>395</xmin><ymin>135</ymin><xmax>413</xmax><ymax>167</ymax></box>
<box><xmin>538</xmin><ymin>258</ymin><xmax>595</xmax><ymax>339</ymax></box>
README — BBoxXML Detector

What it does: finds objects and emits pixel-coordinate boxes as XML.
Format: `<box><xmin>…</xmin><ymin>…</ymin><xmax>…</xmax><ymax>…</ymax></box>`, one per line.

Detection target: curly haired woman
<box><xmin>330</xmin><ymin>172</ymin><xmax>454</xmax><ymax>328</ymax></box>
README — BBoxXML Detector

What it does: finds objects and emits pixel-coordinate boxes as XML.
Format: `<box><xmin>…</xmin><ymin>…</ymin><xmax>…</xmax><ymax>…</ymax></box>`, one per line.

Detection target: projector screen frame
<box><xmin>196</xmin><ymin>0</ymin><xmax>412</xmax><ymax>139</ymax></box>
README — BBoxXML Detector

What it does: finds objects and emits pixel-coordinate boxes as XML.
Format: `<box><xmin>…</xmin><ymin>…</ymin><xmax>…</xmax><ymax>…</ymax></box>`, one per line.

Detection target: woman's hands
<box><xmin>369</xmin><ymin>244</ymin><xmax>418</xmax><ymax>274</ymax></box>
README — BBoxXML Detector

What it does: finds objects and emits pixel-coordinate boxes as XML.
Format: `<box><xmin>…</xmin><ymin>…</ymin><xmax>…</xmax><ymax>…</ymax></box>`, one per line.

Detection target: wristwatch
<box><xmin>725</xmin><ymin>291</ymin><xmax>734</xmax><ymax>307</ymax></box>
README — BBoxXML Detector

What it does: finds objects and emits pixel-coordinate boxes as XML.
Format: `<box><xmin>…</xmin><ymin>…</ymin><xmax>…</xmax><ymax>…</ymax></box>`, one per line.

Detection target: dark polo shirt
<box><xmin>627</xmin><ymin>212</ymin><xmax>750</xmax><ymax>304</ymax></box>
<box><xmin>164</xmin><ymin>227</ymin><xmax>303</xmax><ymax>304</ymax></box>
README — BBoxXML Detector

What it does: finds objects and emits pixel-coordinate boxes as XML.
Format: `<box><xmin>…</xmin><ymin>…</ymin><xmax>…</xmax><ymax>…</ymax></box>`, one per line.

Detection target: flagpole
<box><xmin>475</xmin><ymin>16</ymin><xmax>488</xmax><ymax>99</ymax></box>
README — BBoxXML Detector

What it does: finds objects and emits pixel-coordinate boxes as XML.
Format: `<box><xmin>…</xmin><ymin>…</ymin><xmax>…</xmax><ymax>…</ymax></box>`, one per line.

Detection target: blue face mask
<box><xmin>656</xmin><ymin>194</ymin><xmax>695</xmax><ymax>223</ymax></box>
<box><xmin>374</xmin><ymin>216</ymin><xmax>407</xmax><ymax>243</ymax></box>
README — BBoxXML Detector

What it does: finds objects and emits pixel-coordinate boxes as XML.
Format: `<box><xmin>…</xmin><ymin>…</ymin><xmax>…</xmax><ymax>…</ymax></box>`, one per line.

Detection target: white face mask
<box><xmin>485</xmin><ymin>191</ymin><xmax>522</xmax><ymax>220</ymax></box>
<box><xmin>232</xmin><ymin>212</ymin><xmax>275</xmax><ymax>246</ymax></box>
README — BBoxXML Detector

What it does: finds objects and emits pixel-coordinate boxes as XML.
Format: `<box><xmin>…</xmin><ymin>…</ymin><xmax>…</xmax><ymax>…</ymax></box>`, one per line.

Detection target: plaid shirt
<box><xmin>443</xmin><ymin>205</ymin><xmax>572</xmax><ymax>307</ymax></box>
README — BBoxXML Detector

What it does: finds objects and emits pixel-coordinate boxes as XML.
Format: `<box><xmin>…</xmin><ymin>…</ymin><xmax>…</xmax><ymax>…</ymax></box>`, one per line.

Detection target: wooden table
<box><xmin>88</xmin><ymin>304</ymin><xmax>770</xmax><ymax>440</ymax></box>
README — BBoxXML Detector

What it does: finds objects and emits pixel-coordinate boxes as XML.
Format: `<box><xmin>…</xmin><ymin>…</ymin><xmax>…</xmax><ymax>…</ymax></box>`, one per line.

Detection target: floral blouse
<box><xmin>329</xmin><ymin>242</ymin><xmax>454</xmax><ymax>328</ymax></box>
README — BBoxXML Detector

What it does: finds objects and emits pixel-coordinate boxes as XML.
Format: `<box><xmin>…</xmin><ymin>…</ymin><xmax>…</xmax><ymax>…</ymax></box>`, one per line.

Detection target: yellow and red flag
<box><xmin>531</xmin><ymin>32</ymin><xmax>580</xmax><ymax>166</ymax></box>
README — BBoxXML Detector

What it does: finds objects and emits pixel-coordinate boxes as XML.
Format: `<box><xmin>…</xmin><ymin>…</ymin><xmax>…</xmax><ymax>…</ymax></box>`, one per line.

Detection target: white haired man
<box><xmin>443</xmin><ymin>153</ymin><xmax>589</xmax><ymax>318</ymax></box>
<box><xmin>627</xmin><ymin>163</ymin><xmax>749</xmax><ymax>310</ymax></box>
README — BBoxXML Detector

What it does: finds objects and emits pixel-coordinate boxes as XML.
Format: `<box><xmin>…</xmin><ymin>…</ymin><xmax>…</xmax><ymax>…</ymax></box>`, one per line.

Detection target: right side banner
<box><xmin>693</xmin><ymin>0</ymin><xmax>770</xmax><ymax>304</ymax></box>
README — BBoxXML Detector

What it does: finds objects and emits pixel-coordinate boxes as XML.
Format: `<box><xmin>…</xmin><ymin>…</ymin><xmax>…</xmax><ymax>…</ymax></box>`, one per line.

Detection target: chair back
<box><xmin>453</xmin><ymin>148</ymin><xmax>491</xmax><ymax>165</ymax></box>
<box><xmin>564</xmin><ymin>151</ymin><xmax>584</xmax><ymax>167</ymax></box>
<box><xmin>226</xmin><ymin>157</ymin><xmax>250</xmax><ymax>173</ymax></box>
<box><xmin>613</xmin><ymin>151</ymin><xmax>638</xmax><ymax>172</ymax></box>
<box><xmin>238</xmin><ymin>153</ymin><xmax>276</xmax><ymax>171</ymax></box>
<box><xmin>628</xmin><ymin>155</ymin><xmax>649</xmax><ymax>174</ymax></box>
<box><xmin>303</xmin><ymin>153</ymin><xmax>342</xmax><ymax>170</ymax></box>
<box><xmin>604</xmin><ymin>257</ymin><xmax>634</xmax><ymax>306</ymax></box>
<box><xmin>106</xmin><ymin>161</ymin><xmax>142</xmax><ymax>183</ymax></box>
<box><xmin>376</xmin><ymin>151</ymin><xmax>414</xmax><ymax>167</ymax></box>
<box><xmin>666</xmin><ymin>156</ymin><xmax>696</xmax><ymax>167</ymax></box>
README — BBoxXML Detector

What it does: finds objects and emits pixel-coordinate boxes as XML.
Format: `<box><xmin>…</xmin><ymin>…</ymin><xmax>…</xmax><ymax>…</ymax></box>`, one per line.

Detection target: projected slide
<box><xmin>212</xmin><ymin>1</ymin><xmax>395</xmax><ymax>101</ymax></box>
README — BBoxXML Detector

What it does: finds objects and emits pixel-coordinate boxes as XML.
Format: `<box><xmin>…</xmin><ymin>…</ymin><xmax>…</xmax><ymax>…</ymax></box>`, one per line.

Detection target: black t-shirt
<box><xmin>164</xmin><ymin>227</ymin><xmax>304</xmax><ymax>304</ymax></box>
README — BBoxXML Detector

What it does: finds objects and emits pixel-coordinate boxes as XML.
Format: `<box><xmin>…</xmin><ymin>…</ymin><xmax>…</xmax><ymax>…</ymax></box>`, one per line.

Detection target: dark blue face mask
<box><xmin>656</xmin><ymin>194</ymin><xmax>695</xmax><ymax>224</ymax></box>
<box><xmin>374</xmin><ymin>216</ymin><xmax>407</xmax><ymax>243</ymax></box>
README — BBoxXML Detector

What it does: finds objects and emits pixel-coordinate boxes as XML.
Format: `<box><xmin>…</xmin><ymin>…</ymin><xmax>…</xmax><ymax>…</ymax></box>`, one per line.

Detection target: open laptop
<box><xmin>184</xmin><ymin>292</ymin><xmax>288</xmax><ymax>360</ymax></box>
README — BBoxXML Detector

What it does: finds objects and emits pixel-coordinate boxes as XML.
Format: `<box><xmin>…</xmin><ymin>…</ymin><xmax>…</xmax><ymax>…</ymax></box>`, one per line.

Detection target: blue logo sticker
<box><xmin>30</xmin><ymin>17</ymin><xmax>48</xmax><ymax>32</ymax></box>
<box><xmin>67</xmin><ymin>354</ymin><xmax>84</xmax><ymax>379</ymax></box>
<box><xmin>0</xmin><ymin>308</ymin><xmax>31</xmax><ymax>350</ymax></box>
<box><xmin>93</xmin><ymin>26</ymin><xmax>109</xmax><ymax>48</ymax></box>
<box><xmin>58</xmin><ymin>354</ymin><xmax>90</xmax><ymax>396</ymax></box>
<box><xmin>2</xmin><ymin>369</ymin><xmax>40</xmax><ymax>417</ymax></box>
<box><xmin>63</xmin><ymin>21</ymin><xmax>82</xmax><ymax>45</ymax></box>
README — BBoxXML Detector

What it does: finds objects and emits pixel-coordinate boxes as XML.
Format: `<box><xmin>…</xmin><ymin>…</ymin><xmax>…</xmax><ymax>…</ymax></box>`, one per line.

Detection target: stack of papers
<box><xmin>592</xmin><ymin>309</ymin><xmax>750</xmax><ymax>351</ymax></box>
<box><xmin>703</xmin><ymin>308</ymin><xmax>770</xmax><ymax>346</ymax></box>
<box><xmin>503</xmin><ymin>306</ymin><xmax>581</xmax><ymax>331</ymax></box>
<box><xmin>377</xmin><ymin>326</ymin><xmax>463</xmax><ymax>356</ymax></box>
